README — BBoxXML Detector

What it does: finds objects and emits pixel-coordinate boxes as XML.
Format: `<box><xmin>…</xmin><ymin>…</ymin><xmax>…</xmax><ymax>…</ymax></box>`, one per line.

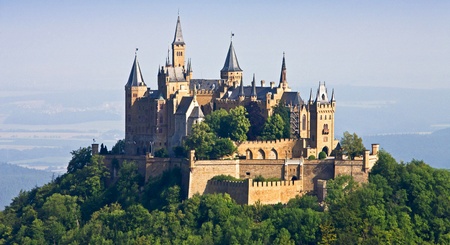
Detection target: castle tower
<box><xmin>279</xmin><ymin>52</ymin><xmax>289</xmax><ymax>90</ymax></box>
<box><xmin>125</xmin><ymin>51</ymin><xmax>148</xmax><ymax>155</ymax></box>
<box><xmin>172</xmin><ymin>15</ymin><xmax>185</xmax><ymax>68</ymax></box>
<box><xmin>220</xmin><ymin>40</ymin><xmax>243</xmax><ymax>87</ymax></box>
<box><xmin>309</xmin><ymin>82</ymin><xmax>336</xmax><ymax>157</ymax></box>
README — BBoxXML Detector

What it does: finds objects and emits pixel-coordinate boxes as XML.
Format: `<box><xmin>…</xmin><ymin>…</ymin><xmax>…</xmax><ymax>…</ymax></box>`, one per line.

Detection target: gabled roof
<box><xmin>176</xmin><ymin>96</ymin><xmax>194</xmax><ymax>114</ymax></box>
<box><xmin>315</xmin><ymin>82</ymin><xmax>330</xmax><ymax>104</ymax></box>
<box><xmin>125</xmin><ymin>54</ymin><xmax>146</xmax><ymax>88</ymax></box>
<box><xmin>221</xmin><ymin>41</ymin><xmax>242</xmax><ymax>73</ymax></box>
<box><xmin>172</xmin><ymin>16</ymin><xmax>185</xmax><ymax>45</ymax></box>
<box><xmin>165</xmin><ymin>66</ymin><xmax>186</xmax><ymax>82</ymax></box>
<box><xmin>281</xmin><ymin>92</ymin><xmax>304</xmax><ymax>106</ymax></box>
<box><xmin>189</xmin><ymin>106</ymin><xmax>204</xmax><ymax>119</ymax></box>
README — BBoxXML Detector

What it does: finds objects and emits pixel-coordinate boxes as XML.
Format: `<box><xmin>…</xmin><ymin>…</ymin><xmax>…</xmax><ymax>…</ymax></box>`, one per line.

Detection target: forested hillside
<box><xmin>0</xmin><ymin>150</ymin><xmax>449</xmax><ymax>244</ymax></box>
<box><xmin>0</xmin><ymin>163</ymin><xmax>54</xmax><ymax>210</ymax></box>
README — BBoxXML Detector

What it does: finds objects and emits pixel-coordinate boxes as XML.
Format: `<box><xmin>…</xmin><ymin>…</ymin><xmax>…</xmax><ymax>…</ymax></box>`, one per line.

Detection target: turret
<box><xmin>279</xmin><ymin>52</ymin><xmax>289</xmax><ymax>90</ymax></box>
<box><xmin>238</xmin><ymin>76</ymin><xmax>245</xmax><ymax>101</ymax></box>
<box><xmin>220</xmin><ymin>37</ymin><xmax>243</xmax><ymax>87</ymax></box>
<box><xmin>172</xmin><ymin>15</ymin><xmax>185</xmax><ymax>68</ymax></box>
<box><xmin>250</xmin><ymin>74</ymin><xmax>257</xmax><ymax>101</ymax></box>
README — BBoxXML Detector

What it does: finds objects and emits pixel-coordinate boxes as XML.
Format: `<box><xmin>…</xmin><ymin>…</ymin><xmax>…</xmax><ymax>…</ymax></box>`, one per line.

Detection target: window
<box><xmin>159</xmin><ymin>116</ymin><xmax>163</xmax><ymax>124</ymax></box>
<box><xmin>323</xmin><ymin>124</ymin><xmax>329</xmax><ymax>135</ymax></box>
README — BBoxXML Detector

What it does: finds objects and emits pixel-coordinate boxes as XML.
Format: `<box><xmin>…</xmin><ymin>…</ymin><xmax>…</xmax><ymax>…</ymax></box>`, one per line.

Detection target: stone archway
<box><xmin>256</xmin><ymin>149</ymin><xmax>265</xmax><ymax>159</ymax></box>
<box><xmin>268</xmin><ymin>149</ymin><xmax>278</xmax><ymax>159</ymax></box>
<box><xmin>246</xmin><ymin>149</ymin><xmax>253</xmax><ymax>160</ymax></box>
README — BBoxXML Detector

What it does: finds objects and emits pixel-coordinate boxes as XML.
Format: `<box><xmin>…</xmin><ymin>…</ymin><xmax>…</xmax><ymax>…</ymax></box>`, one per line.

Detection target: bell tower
<box><xmin>172</xmin><ymin>15</ymin><xmax>185</xmax><ymax>68</ymax></box>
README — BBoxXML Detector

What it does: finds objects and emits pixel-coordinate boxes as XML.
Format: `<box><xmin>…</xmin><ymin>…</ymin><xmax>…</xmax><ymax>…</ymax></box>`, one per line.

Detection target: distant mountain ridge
<box><xmin>0</xmin><ymin>163</ymin><xmax>54</xmax><ymax>210</ymax></box>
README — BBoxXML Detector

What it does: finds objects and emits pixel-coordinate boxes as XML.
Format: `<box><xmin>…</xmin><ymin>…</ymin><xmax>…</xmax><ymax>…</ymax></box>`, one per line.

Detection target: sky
<box><xmin>1</xmin><ymin>0</ymin><xmax>450</xmax><ymax>93</ymax></box>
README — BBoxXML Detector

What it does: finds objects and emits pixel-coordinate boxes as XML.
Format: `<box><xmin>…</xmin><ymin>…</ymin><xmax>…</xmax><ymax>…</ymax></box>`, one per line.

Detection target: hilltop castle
<box><xmin>99</xmin><ymin>16</ymin><xmax>379</xmax><ymax>205</ymax></box>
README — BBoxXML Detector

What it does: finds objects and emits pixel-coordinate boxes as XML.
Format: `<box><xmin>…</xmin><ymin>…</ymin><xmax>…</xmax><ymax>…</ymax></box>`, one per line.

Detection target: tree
<box><xmin>340</xmin><ymin>131</ymin><xmax>365</xmax><ymax>160</ymax></box>
<box><xmin>184</xmin><ymin>123</ymin><xmax>216</xmax><ymax>159</ymax></box>
<box><xmin>210</xmin><ymin>138</ymin><xmax>236</xmax><ymax>159</ymax></box>
<box><xmin>226</xmin><ymin>106</ymin><xmax>251</xmax><ymax>142</ymax></box>
<box><xmin>261</xmin><ymin>114</ymin><xmax>285</xmax><ymax>140</ymax></box>
<box><xmin>154</xmin><ymin>148</ymin><xmax>169</xmax><ymax>158</ymax></box>
<box><xmin>318</xmin><ymin>151</ymin><xmax>327</xmax><ymax>159</ymax></box>
<box><xmin>204</xmin><ymin>109</ymin><xmax>229</xmax><ymax>136</ymax></box>
<box><xmin>272</xmin><ymin>102</ymin><xmax>291</xmax><ymax>138</ymax></box>
<box><xmin>245</xmin><ymin>102</ymin><xmax>265</xmax><ymax>140</ymax></box>
<box><xmin>67</xmin><ymin>146</ymin><xmax>92</xmax><ymax>173</ymax></box>
<box><xmin>111</xmin><ymin>139</ymin><xmax>125</xmax><ymax>154</ymax></box>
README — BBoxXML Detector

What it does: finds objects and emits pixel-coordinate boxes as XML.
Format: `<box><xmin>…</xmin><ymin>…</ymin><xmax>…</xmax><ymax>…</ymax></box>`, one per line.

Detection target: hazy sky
<box><xmin>1</xmin><ymin>1</ymin><xmax>450</xmax><ymax>93</ymax></box>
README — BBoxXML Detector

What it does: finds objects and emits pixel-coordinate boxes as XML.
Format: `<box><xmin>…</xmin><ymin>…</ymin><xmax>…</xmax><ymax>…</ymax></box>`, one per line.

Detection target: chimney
<box><xmin>261</xmin><ymin>80</ymin><xmax>265</xmax><ymax>87</ymax></box>
<box><xmin>270</xmin><ymin>81</ymin><xmax>275</xmax><ymax>89</ymax></box>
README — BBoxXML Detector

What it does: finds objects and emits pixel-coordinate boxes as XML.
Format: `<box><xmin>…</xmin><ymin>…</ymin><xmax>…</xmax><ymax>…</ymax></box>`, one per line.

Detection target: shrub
<box><xmin>308</xmin><ymin>155</ymin><xmax>316</xmax><ymax>160</ymax></box>
<box><xmin>210</xmin><ymin>175</ymin><xmax>241</xmax><ymax>181</ymax></box>
<box><xmin>318</xmin><ymin>151</ymin><xmax>327</xmax><ymax>160</ymax></box>
<box><xmin>154</xmin><ymin>148</ymin><xmax>169</xmax><ymax>158</ymax></box>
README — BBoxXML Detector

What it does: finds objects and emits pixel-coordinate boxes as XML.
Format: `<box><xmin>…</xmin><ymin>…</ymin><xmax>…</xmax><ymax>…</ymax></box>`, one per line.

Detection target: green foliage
<box><xmin>154</xmin><ymin>148</ymin><xmax>169</xmax><ymax>158</ymax></box>
<box><xmin>261</xmin><ymin>114</ymin><xmax>285</xmax><ymax>140</ymax></box>
<box><xmin>245</xmin><ymin>102</ymin><xmax>265</xmax><ymax>140</ymax></box>
<box><xmin>318</xmin><ymin>151</ymin><xmax>327</xmax><ymax>159</ymax></box>
<box><xmin>308</xmin><ymin>155</ymin><xmax>316</xmax><ymax>160</ymax></box>
<box><xmin>67</xmin><ymin>146</ymin><xmax>92</xmax><ymax>173</ymax></box>
<box><xmin>110</xmin><ymin>139</ymin><xmax>125</xmax><ymax>154</ymax></box>
<box><xmin>272</xmin><ymin>102</ymin><xmax>291</xmax><ymax>138</ymax></box>
<box><xmin>184</xmin><ymin>122</ymin><xmax>236</xmax><ymax>160</ymax></box>
<box><xmin>340</xmin><ymin>131</ymin><xmax>365</xmax><ymax>160</ymax></box>
<box><xmin>172</xmin><ymin>145</ymin><xmax>186</xmax><ymax>158</ymax></box>
<box><xmin>204</xmin><ymin>106</ymin><xmax>250</xmax><ymax>142</ymax></box>
<box><xmin>204</xmin><ymin>108</ymin><xmax>229</xmax><ymax>135</ymax></box>
<box><xmin>210</xmin><ymin>175</ymin><xmax>241</xmax><ymax>181</ymax></box>
<box><xmin>2</xmin><ymin>146</ymin><xmax>450</xmax><ymax>244</ymax></box>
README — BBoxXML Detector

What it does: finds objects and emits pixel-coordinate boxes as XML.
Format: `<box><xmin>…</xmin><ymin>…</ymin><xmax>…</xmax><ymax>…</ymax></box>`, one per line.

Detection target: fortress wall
<box><xmin>237</xmin><ymin>138</ymin><xmax>303</xmax><ymax>159</ymax></box>
<box><xmin>334</xmin><ymin>160</ymin><xmax>368</xmax><ymax>183</ymax></box>
<box><xmin>188</xmin><ymin>160</ymin><xmax>239</xmax><ymax>198</ymax></box>
<box><xmin>302</xmin><ymin>160</ymin><xmax>335</xmax><ymax>192</ymax></box>
<box><xmin>145</xmin><ymin>158</ymin><xmax>183</xmax><ymax>180</ymax></box>
<box><xmin>248</xmin><ymin>180</ymin><xmax>303</xmax><ymax>205</ymax></box>
<box><xmin>238</xmin><ymin>160</ymin><xmax>285</xmax><ymax>179</ymax></box>
<box><xmin>205</xmin><ymin>180</ymin><xmax>249</xmax><ymax>204</ymax></box>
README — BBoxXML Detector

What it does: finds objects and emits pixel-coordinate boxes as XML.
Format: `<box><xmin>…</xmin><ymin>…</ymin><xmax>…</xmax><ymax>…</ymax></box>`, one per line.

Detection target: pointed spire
<box><xmin>221</xmin><ymin>41</ymin><xmax>242</xmax><ymax>72</ymax></box>
<box><xmin>187</xmin><ymin>59</ymin><xmax>192</xmax><ymax>73</ymax></box>
<box><xmin>238</xmin><ymin>76</ymin><xmax>245</xmax><ymax>97</ymax></box>
<box><xmin>331</xmin><ymin>89</ymin><xmax>335</xmax><ymax>102</ymax></box>
<box><xmin>251</xmin><ymin>74</ymin><xmax>257</xmax><ymax>97</ymax></box>
<box><xmin>125</xmin><ymin>50</ymin><xmax>146</xmax><ymax>87</ymax></box>
<box><xmin>279</xmin><ymin>52</ymin><xmax>287</xmax><ymax>85</ymax></box>
<box><xmin>172</xmin><ymin>15</ymin><xmax>185</xmax><ymax>45</ymax></box>
<box><xmin>166</xmin><ymin>48</ymin><xmax>171</xmax><ymax>66</ymax></box>
<box><xmin>309</xmin><ymin>88</ymin><xmax>313</xmax><ymax>103</ymax></box>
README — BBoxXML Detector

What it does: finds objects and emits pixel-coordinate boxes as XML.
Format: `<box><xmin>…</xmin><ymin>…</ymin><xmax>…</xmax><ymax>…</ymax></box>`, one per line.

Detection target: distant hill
<box><xmin>0</xmin><ymin>163</ymin><xmax>54</xmax><ymax>210</ymax></box>
<box><xmin>363</xmin><ymin>127</ymin><xmax>450</xmax><ymax>169</ymax></box>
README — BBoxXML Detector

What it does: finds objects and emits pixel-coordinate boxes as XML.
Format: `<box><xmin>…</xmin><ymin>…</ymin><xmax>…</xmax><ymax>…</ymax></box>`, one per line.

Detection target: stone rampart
<box><xmin>205</xmin><ymin>179</ymin><xmax>303</xmax><ymax>205</ymax></box>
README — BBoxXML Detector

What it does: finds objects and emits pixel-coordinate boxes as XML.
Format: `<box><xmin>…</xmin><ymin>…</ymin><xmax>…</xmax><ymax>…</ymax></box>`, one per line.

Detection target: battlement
<box><xmin>208</xmin><ymin>179</ymin><xmax>247</xmax><ymax>187</ymax></box>
<box><xmin>196</xmin><ymin>89</ymin><xmax>215</xmax><ymax>95</ymax></box>
<box><xmin>239</xmin><ymin>138</ymin><xmax>297</xmax><ymax>145</ymax></box>
<box><xmin>251</xmin><ymin>180</ymin><xmax>298</xmax><ymax>187</ymax></box>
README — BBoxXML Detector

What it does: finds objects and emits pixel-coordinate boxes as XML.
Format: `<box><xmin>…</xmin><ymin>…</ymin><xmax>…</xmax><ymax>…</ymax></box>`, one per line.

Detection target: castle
<box><xmin>99</xmin><ymin>16</ymin><xmax>379</xmax><ymax>205</ymax></box>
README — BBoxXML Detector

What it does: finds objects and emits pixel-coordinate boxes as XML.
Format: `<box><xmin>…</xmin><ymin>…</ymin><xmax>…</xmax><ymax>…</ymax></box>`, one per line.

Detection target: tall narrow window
<box><xmin>302</xmin><ymin>115</ymin><xmax>306</xmax><ymax>131</ymax></box>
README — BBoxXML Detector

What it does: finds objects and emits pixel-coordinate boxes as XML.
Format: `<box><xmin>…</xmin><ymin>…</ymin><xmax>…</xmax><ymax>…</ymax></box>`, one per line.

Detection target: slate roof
<box><xmin>172</xmin><ymin>16</ymin><xmax>185</xmax><ymax>45</ymax></box>
<box><xmin>222</xmin><ymin>86</ymin><xmax>277</xmax><ymax>101</ymax></box>
<box><xmin>190</xmin><ymin>79</ymin><xmax>223</xmax><ymax>91</ymax></box>
<box><xmin>125</xmin><ymin>55</ymin><xmax>146</xmax><ymax>87</ymax></box>
<box><xmin>166</xmin><ymin>67</ymin><xmax>186</xmax><ymax>82</ymax></box>
<box><xmin>189</xmin><ymin>106</ymin><xmax>204</xmax><ymax>119</ymax></box>
<box><xmin>147</xmin><ymin>90</ymin><xmax>163</xmax><ymax>100</ymax></box>
<box><xmin>281</xmin><ymin>92</ymin><xmax>304</xmax><ymax>106</ymax></box>
<box><xmin>221</xmin><ymin>41</ymin><xmax>242</xmax><ymax>72</ymax></box>
<box><xmin>175</xmin><ymin>97</ymin><xmax>194</xmax><ymax>114</ymax></box>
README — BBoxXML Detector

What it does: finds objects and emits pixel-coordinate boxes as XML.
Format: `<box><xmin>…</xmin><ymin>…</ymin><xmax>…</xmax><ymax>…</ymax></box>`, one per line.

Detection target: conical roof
<box><xmin>172</xmin><ymin>16</ymin><xmax>185</xmax><ymax>45</ymax></box>
<box><xmin>221</xmin><ymin>41</ymin><xmax>242</xmax><ymax>72</ymax></box>
<box><xmin>125</xmin><ymin>53</ymin><xmax>146</xmax><ymax>87</ymax></box>
<box><xmin>279</xmin><ymin>52</ymin><xmax>287</xmax><ymax>84</ymax></box>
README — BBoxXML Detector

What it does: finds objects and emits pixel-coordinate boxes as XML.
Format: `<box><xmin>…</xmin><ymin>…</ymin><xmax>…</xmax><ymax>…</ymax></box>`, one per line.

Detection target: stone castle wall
<box><xmin>237</xmin><ymin>138</ymin><xmax>304</xmax><ymax>159</ymax></box>
<box><xmin>205</xmin><ymin>179</ymin><xmax>303</xmax><ymax>205</ymax></box>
